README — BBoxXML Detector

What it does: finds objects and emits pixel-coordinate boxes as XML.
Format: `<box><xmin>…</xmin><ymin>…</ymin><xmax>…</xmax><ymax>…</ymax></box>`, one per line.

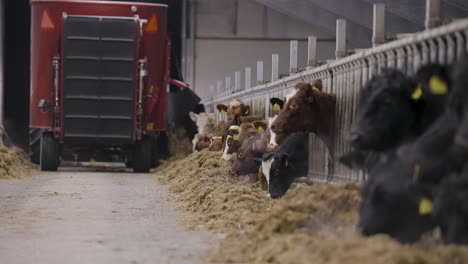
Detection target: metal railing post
<box><xmin>290</xmin><ymin>40</ymin><xmax>298</xmax><ymax>75</ymax></box>
<box><xmin>234</xmin><ymin>71</ymin><xmax>241</xmax><ymax>92</ymax></box>
<box><xmin>272</xmin><ymin>54</ymin><xmax>279</xmax><ymax>81</ymax></box>
<box><xmin>425</xmin><ymin>0</ymin><xmax>441</xmax><ymax>30</ymax></box>
<box><xmin>257</xmin><ymin>61</ymin><xmax>264</xmax><ymax>85</ymax></box>
<box><xmin>245</xmin><ymin>67</ymin><xmax>251</xmax><ymax>90</ymax></box>
<box><xmin>372</xmin><ymin>4</ymin><xmax>385</xmax><ymax>47</ymax></box>
<box><xmin>336</xmin><ymin>19</ymin><xmax>347</xmax><ymax>59</ymax></box>
<box><xmin>307</xmin><ymin>35</ymin><xmax>317</xmax><ymax>68</ymax></box>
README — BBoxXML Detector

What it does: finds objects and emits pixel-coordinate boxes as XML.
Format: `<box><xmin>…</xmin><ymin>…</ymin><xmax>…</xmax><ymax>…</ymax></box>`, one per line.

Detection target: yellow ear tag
<box><xmin>429</xmin><ymin>75</ymin><xmax>448</xmax><ymax>95</ymax></box>
<box><xmin>273</xmin><ymin>103</ymin><xmax>281</xmax><ymax>111</ymax></box>
<box><xmin>412</xmin><ymin>164</ymin><xmax>421</xmax><ymax>182</ymax></box>
<box><xmin>307</xmin><ymin>96</ymin><xmax>314</xmax><ymax>103</ymax></box>
<box><xmin>245</xmin><ymin>109</ymin><xmax>249</xmax><ymax>115</ymax></box>
<box><xmin>419</xmin><ymin>198</ymin><xmax>433</xmax><ymax>215</ymax></box>
<box><xmin>221</xmin><ymin>109</ymin><xmax>227</xmax><ymax>114</ymax></box>
<box><xmin>411</xmin><ymin>84</ymin><xmax>423</xmax><ymax>100</ymax></box>
<box><xmin>233</xmin><ymin>134</ymin><xmax>239</xmax><ymax>141</ymax></box>
<box><xmin>284</xmin><ymin>158</ymin><xmax>288</xmax><ymax>167</ymax></box>
<box><xmin>312</xmin><ymin>86</ymin><xmax>320</xmax><ymax>92</ymax></box>
<box><xmin>258</xmin><ymin>126</ymin><xmax>265</xmax><ymax>133</ymax></box>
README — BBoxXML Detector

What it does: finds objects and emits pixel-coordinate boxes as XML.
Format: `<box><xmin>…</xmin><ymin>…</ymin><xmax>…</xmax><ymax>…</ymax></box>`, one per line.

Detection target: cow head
<box><xmin>189</xmin><ymin>112</ymin><xmax>215</xmax><ymax>135</ymax></box>
<box><xmin>270</xmin><ymin>98</ymin><xmax>285</xmax><ymax>112</ymax></box>
<box><xmin>433</xmin><ymin>173</ymin><xmax>468</xmax><ymax>245</ymax></box>
<box><xmin>231</xmin><ymin>135</ymin><xmax>262</xmax><ymax>176</ymax></box>
<box><xmin>222</xmin><ymin>126</ymin><xmax>241</xmax><ymax>161</ymax></box>
<box><xmin>358</xmin><ymin>159</ymin><xmax>435</xmax><ymax>243</ymax></box>
<box><xmin>194</xmin><ymin>134</ymin><xmax>212</xmax><ymax>152</ymax></box>
<box><xmin>261</xmin><ymin>152</ymin><xmax>292</xmax><ymax>199</ymax></box>
<box><xmin>350</xmin><ymin>69</ymin><xmax>418</xmax><ymax>151</ymax></box>
<box><xmin>216</xmin><ymin>99</ymin><xmax>250</xmax><ymax>126</ymax></box>
<box><xmin>208</xmin><ymin>136</ymin><xmax>224</xmax><ymax>151</ymax></box>
<box><xmin>271</xmin><ymin>81</ymin><xmax>336</xmax><ymax>155</ymax></box>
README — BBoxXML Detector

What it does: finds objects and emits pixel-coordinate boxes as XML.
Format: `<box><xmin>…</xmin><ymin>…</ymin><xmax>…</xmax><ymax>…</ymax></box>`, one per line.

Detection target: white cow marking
<box><xmin>261</xmin><ymin>157</ymin><xmax>275</xmax><ymax>187</ymax></box>
<box><xmin>228</xmin><ymin>99</ymin><xmax>243</xmax><ymax>107</ymax></box>
<box><xmin>222</xmin><ymin>135</ymin><xmax>233</xmax><ymax>161</ymax></box>
<box><xmin>267</xmin><ymin>116</ymin><xmax>279</xmax><ymax>150</ymax></box>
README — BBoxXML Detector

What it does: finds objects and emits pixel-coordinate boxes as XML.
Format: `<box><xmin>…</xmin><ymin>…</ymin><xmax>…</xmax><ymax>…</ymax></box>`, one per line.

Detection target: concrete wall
<box><xmin>183</xmin><ymin>0</ymin><xmax>337</xmax><ymax>99</ymax></box>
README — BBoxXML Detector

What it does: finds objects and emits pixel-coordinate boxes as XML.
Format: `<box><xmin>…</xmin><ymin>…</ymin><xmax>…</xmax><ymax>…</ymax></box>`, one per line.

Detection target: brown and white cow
<box><xmin>271</xmin><ymin>81</ymin><xmax>336</xmax><ymax>158</ymax></box>
<box><xmin>189</xmin><ymin>112</ymin><xmax>216</xmax><ymax>151</ymax></box>
<box><xmin>216</xmin><ymin>99</ymin><xmax>251</xmax><ymax>127</ymax></box>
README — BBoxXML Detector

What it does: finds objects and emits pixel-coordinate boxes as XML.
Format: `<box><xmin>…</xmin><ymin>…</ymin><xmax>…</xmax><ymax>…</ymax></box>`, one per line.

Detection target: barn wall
<box><xmin>183</xmin><ymin>0</ymin><xmax>338</xmax><ymax>98</ymax></box>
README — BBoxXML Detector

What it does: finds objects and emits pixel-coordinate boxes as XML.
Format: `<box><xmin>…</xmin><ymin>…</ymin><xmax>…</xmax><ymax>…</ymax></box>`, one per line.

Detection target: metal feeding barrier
<box><xmin>202</xmin><ymin>2</ymin><xmax>468</xmax><ymax>184</ymax></box>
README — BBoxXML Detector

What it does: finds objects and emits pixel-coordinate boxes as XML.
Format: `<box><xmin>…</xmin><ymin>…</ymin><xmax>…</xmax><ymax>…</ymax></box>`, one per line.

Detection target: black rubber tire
<box><xmin>133</xmin><ymin>136</ymin><xmax>152</xmax><ymax>173</ymax></box>
<box><xmin>29</xmin><ymin>128</ymin><xmax>41</xmax><ymax>164</ymax></box>
<box><xmin>40</xmin><ymin>132</ymin><xmax>60</xmax><ymax>171</ymax></box>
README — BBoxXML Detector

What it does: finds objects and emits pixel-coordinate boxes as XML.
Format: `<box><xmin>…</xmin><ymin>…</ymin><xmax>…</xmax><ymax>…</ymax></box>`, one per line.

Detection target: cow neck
<box><xmin>310</xmin><ymin>92</ymin><xmax>336</xmax><ymax>159</ymax></box>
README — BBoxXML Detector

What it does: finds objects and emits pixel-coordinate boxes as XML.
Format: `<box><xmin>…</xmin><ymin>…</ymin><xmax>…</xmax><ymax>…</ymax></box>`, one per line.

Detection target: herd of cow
<box><xmin>189</xmin><ymin>57</ymin><xmax>468</xmax><ymax>245</ymax></box>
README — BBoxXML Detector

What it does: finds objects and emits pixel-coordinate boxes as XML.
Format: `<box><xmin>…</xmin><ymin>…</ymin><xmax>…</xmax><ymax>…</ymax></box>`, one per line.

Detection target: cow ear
<box><xmin>189</xmin><ymin>112</ymin><xmax>198</xmax><ymax>122</ymax></box>
<box><xmin>216</xmin><ymin>104</ymin><xmax>228</xmax><ymax>114</ymax></box>
<box><xmin>411</xmin><ymin>84</ymin><xmax>423</xmax><ymax>100</ymax></box>
<box><xmin>311</xmin><ymin>79</ymin><xmax>323</xmax><ymax>91</ymax></box>
<box><xmin>243</xmin><ymin>105</ymin><xmax>250</xmax><ymax>115</ymax></box>
<box><xmin>270</xmin><ymin>98</ymin><xmax>284</xmax><ymax>111</ymax></box>
<box><xmin>299</xmin><ymin>83</ymin><xmax>317</xmax><ymax>103</ymax></box>
<box><xmin>253</xmin><ymin>121</ymin><xmax>268</xmax><ymax>133</ymax></box>
<box><xmin>429</xmin><ymin>75</ymin><xmax>448</xmax><ymax>95</ymax></box>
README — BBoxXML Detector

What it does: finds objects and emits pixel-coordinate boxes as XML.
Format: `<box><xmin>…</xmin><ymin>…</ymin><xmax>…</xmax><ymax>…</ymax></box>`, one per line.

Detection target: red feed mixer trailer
<box><xmin>30</xmin><ymin>0</ymin><xmax>189</xmax><ymax>172</ymax></box>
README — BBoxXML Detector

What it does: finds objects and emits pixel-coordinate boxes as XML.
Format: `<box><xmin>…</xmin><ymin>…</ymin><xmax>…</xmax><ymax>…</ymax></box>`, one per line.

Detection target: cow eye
<box><xmin>237</xmin><ymin>153</ymin><xmax>245</xmax><ymax>159</ymax></box>
<box><xmin>289</xmin><ymin>104</ymin><xmax>298</xmax><ymax>110</ymax></box>
<box><xmin>228</xmin><ymin>141</ymin><xmax>232</xmax><ymax>146</ymax></box>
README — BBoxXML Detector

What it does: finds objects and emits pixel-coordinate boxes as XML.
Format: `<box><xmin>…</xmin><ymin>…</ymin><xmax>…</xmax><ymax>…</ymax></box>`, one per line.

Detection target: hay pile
<box><xmin>155</xmin><ymin>151</ymin><xmax>468</xmax><ymax>264</ymax></box>
<box><xmin>0</xmin><ymin>144</ymin><xmax>33</xmax><ymax>179</ymax></box>
<box><xmin>167</xmin><ymin>124</ymin><xmax>192</xmax><ymax>160</ymax></box>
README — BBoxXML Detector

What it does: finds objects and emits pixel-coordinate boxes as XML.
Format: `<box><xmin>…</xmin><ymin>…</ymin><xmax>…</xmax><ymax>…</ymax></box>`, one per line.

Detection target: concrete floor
<box><xmin>0</xmin><ymin>166</ymin><xmax>213</xmax><ymax>264</ymax></box>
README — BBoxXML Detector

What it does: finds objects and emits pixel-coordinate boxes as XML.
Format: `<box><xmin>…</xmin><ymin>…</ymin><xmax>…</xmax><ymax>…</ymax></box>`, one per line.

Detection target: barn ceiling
<box><xmin>255</xmin><ymin>0</ymin><xmax>468</xmax><ymax>48</ymax></box>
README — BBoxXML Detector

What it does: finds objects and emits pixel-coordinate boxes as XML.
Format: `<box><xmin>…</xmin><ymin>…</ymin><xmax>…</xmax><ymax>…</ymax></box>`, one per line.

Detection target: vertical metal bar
<box><xmin>257</xmin><ymin>61</ymin><xmax>264</xmax><ymax>85</ymax></box>
<box><xmin>308</xmin><ymin>35</ymin><xmax>317</xmax><ymax>68</ymax></box>
<box><xmin>336</xmin><ymin>19</ymin><xmax>347</xmax><ymax>59</ymax></box>
<box><xmin>272</xmin><ymin>54</ymin><xmax>279</xmax><ymax>81</ymax></box>
<box><xmin>216</xmin><ymin>80</ymin><xmax>223</xmax><ymax>95</ymax></box>
<box><xmin>372</xmin><ymin>4</ymin><xmax>385</xmax><ymax>47</ymax></box>
<box><xmin>234</xmin><ymin>71</ymin><xmax>241</xmax><ymax>92</ymax></box>
<box><xmin>225</xmin><ymin>76</ymin><xmax>231</xmax><ymax>94</ymax></box>
<box><xmin>290</xmin><ymin>40</ymin><xmax>298</xmax><ymax>74</ymax></box>
<box><xmin>245</xmin><ymin>67</ymin><xmax>251</xmax><ymax>90</ymax></box>
<box><xmin>425</xmin><ymin>0</ymin><xmax>441</xmax><ymax>30</ymax></box>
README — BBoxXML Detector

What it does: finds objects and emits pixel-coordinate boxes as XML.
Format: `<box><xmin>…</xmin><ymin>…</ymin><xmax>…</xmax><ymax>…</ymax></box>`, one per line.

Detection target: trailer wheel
<box><xmin>133</xmin><ymin>136</ymin><xmax>152</xmax><ymax>173</ymax></box>
<box><xmin>29</xmin><ymin>128</ymin><xmax>41</xmax><ymax>164</ymax></box>
<box><xmin>40</xmin><ymin>132</ymin><xmax>60</xmax><ymax>171</ymax></box>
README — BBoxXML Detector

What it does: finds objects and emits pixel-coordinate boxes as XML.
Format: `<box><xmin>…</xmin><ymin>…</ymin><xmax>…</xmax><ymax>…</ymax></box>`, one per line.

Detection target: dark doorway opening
<box><xmin>4</xmin><ymin>0</ymin><xmax>30</xmax><ymax>150</ymax></box>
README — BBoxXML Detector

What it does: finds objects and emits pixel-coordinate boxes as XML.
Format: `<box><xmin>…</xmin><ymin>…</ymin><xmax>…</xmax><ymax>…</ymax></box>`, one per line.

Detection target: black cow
<box><xmin>433</xmin><ymin>171</ymin><xmax>468</xmax><ymax>245</ymax></box>
<box><xmin>358</xmin><ymin>150</ymin><xmax>436</xmax><ymax>243</ymax></box>
<box><xmin>261</xmin><ymin>132</ymin><xmax>309</xmax><ymax>199</ymax></box>
<box><xmin>349</xmin><ymin>68</ymin><xmax>419</xmax><ymax>151</ymax></box>
<box><xmin>341</xmin><ymin>65</ymin><xmax>452</xmax><ymax>170</ymax></box>
<box><xmin>359</xmin><ymin>111</ymin><xmax>463</xmax><ymax>243</ymax></box>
